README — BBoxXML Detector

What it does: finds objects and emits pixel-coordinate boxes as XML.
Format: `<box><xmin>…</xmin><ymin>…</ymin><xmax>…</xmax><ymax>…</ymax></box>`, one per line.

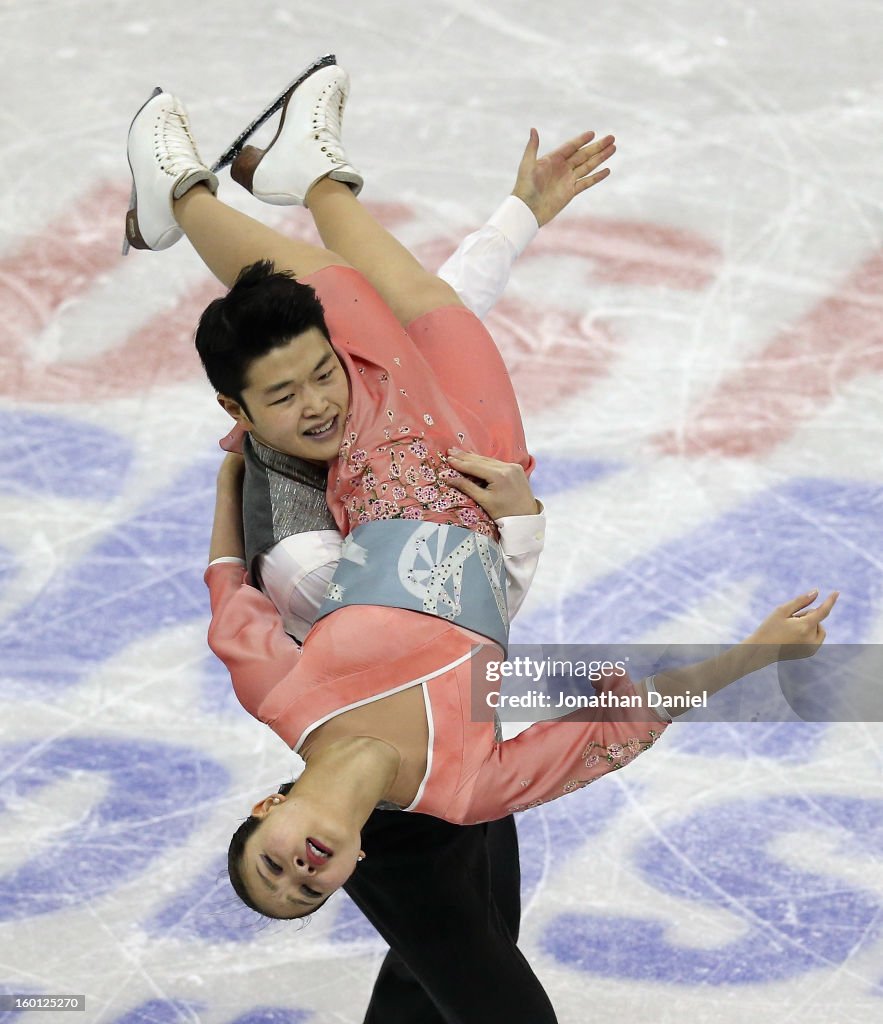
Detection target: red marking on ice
<box><xmin>531</xmin><ymin>216</ymin><xmax>721</xmax><ymax>290</ymax></box>
<box><xmin>0</xmin><ymin>182</ymin><xmax>130</xmax><ymax>344</ymax></box>
<box><xmin>655</xmin><ymin>251</ymin><xmax>883</xmax><ymax>457</ymax></box>
<box><xmin>0</xmin><ymin>182</ymin><xmax>224</xmax><ymax>401</ymax></box>
<box><xmin>484</xmin><ymin>298</ymin><xmax>616</xmax><ymax>414</ymax></box>
<box><xmin>0</xmin><ymin>279</ymin><xmax>223</xmax><ymax>401</ymax></box>
<box><xmin>85</xmin><ymin>279</ymin><xmax>225</xmax><ymax>397</ymax></box>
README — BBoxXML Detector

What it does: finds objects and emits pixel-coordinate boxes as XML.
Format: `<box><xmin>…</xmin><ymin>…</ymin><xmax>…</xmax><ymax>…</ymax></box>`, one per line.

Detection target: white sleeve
<box><xmin>256</xmin><ymin>531</ymin><xmax>344</xmax><ymax>642</ymax></box>
<box><xmin>436</xmin><ymin>196</ymin><xmax>539</xmax><ymax>319</ymax></box>
<box><xmin>496</xmin><ymin>505</ymin><xmax>546</xmax><ymax>619</ymax></box>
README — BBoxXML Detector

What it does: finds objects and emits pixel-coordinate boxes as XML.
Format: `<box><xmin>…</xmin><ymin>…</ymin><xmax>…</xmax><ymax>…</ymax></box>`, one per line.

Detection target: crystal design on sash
<box><xmin>398</xmin><ymin>524</ymin><xmax>473</xmax><ymax>620</ymax></box>
<box><xmin>475</xmin><ymin>534</ymin><xmax>507</xmax><ymax>623</ymax></box>
<box><xmin>395</xmin><ymin>524</ymin><xmax>507</xmax><ymax>625</ymax></box>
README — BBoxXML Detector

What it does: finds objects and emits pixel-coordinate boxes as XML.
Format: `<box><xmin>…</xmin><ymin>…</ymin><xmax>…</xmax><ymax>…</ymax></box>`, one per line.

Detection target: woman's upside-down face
<box><xmin>241</xmin><ymin>788</ymin><xmax>363</xmax><ymax>919</ymax></box>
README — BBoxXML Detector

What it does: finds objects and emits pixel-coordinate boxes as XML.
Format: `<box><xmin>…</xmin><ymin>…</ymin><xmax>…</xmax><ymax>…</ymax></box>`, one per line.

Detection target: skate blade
<box><xmin>122</xmin><ymin>86</ymin><xmax>164</xmax><ymax>256</ymax></box>
<box><xmin>210</xmin><ymin>53</ymin><xmax>337</xmax><ymax>172</ymax></box>
<box><xmin>121</xmin><ymin>179</ymin><xmax>136</xmax><ymax>255</ymax></box>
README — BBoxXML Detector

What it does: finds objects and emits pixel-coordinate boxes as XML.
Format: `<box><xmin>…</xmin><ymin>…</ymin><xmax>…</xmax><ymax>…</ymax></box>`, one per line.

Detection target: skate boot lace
<box><xmin>311</xmin><ymin>85</ymin><xmax>347</xmax><ymax>161</ymax></box>
<box><xmin>156</xmin><ymin>106</ymin><xmax>206</xmax><ymax>175</ymax></box>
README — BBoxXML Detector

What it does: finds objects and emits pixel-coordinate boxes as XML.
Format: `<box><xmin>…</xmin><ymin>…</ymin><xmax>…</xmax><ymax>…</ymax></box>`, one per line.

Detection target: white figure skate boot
<box><xmin>125</xmin><ymin>89</ymin><xmax>218</xmax><ymax>251</ymax></box>
<box><xmin>230</xmin><ymin>63</ymin><xmax>362</xmax><ymax>206</ymax></box>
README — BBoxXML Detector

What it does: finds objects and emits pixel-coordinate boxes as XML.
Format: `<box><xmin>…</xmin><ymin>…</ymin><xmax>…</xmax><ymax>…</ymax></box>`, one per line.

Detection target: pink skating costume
<box><xmin>206</xmin><ymin>267</ymin><xmax>669</xmax><ymax>824</ymax></box>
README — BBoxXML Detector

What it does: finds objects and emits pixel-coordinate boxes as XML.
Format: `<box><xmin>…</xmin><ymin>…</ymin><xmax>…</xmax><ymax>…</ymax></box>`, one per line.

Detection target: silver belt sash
<box><xmin>315</xmin><ymin>520</ymin><xmax>510</xmax><ymax>651</ymax></box>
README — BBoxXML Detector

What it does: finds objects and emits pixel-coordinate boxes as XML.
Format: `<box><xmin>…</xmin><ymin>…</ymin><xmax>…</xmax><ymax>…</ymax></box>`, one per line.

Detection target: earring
<box><xmin>357</xmin><ymin>854</ymin><xmax>365</xmax><ymax>862</ymax></box>
<box><xmin>272</xmin><ymin>797</ymin><xmax>281</xmax><ymax>804</ymax></box>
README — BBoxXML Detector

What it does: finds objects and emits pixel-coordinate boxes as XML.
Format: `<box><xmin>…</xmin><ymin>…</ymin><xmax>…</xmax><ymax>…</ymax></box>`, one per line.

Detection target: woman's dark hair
<box><xmin>228</xmin><ymin>780</ymin><xmax>295</xmax><ymax>915</ymax></box>
<box><xmin>195</xmin><ymin>259</ymin><xmax>331</xmax><ymax>405</ymax></box>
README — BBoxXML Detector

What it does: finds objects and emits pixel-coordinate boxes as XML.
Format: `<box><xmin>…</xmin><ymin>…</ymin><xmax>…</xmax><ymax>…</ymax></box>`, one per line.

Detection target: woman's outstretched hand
<box><xmin>648</xmin><ymin>590</ymin><xmax>840</xmax><ymax>716</ymax></box>
<box><xmin>748</xmin><ymin>590</ymin><xmax>839</xmax><ymax>662</ymax></box>
<box><xmin>444</xmin><ymin>449</ymin><xmax>540</xmax><ymax>521</ymax></box>
<box><xmin>512</xmin><ymin>128</ymin><xmax>616</xmax><ymax>227</ymax></box>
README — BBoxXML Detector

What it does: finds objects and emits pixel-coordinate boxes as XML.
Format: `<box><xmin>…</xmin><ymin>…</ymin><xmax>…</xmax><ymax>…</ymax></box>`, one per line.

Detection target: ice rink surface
<box><xmin>2</xmin><ymin>0</ymin><xmax>883</xmax><ymax>1021</ymax></box>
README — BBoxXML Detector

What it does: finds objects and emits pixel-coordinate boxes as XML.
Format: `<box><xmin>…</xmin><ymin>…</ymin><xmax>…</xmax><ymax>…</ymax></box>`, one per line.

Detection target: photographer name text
<box><xmin>483</xmin><ymin>658</ymin><xmax>707</xmax><ymax>711</ymax></box>
<box><xmin>485</xmin><ymin>689</ymin><xmax>707</xmax><ymax>710</ymax></box>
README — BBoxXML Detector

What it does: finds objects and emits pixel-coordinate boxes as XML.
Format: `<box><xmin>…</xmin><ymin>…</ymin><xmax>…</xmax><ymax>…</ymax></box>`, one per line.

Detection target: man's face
<box><xmin>220</xmin><ymin>328</ymin><xmax>349</xmax><ymax>463</ymax></box>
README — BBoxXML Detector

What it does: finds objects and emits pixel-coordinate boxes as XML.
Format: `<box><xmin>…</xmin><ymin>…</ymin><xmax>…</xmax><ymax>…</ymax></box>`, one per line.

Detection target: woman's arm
<box><xmin>648</xmin><ymin>590</ymin><xmax>839</xmax><ymax>716</ymax></box>
<box><xmin>437</xmin><ymin>129</ymin><xmax>616</xmax><ymax>318</ymax></box>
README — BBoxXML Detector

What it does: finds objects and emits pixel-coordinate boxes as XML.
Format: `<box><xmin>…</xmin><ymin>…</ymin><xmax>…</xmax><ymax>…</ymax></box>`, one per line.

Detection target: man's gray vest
<box><xmin>242</xmin><ymin>434</ymin><xmax>336</xmax><ymax>588</ymax></box>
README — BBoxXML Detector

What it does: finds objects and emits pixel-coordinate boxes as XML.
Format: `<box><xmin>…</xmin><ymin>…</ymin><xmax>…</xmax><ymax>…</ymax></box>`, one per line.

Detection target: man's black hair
<box><xmin>195</xmin><ymin>260</ymin><xmax>330</xmax><ymax>408</ymax></box>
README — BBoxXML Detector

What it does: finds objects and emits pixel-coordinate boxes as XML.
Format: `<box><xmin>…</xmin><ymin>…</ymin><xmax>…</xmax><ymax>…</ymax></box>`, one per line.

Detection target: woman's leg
<box><xmin>306</xmin><ymin>178</ymin><xmax>462</xmax><ymax>325</ymax></box>
<box><xmin>301</xmin><ymin>182</ymin><xmax>528</xmax><ymax>453</ymax></box>
<box><xmin>227</xmin><ymin>60</ymin><xmax>461</xmax><ymax>323</ymax></box>
<box><xmin>173</xmin><ymin>185</ymin><xmax>349</xmax><ymax>289</ymax></box>
<box><xmin>126</xmin><ymin>88</ymin><xmax>351</xmax><ymax>287</ymax></box>
<box><xmin>125</xmin><ymin>87</ymin><xmax>349</xmax><ymax>289</ymax></box>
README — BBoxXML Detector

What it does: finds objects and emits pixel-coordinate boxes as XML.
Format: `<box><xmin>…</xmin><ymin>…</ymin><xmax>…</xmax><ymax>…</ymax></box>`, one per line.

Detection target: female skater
<box><xmin>126</xmin><ymin>61</ymin><xmax>837</xmax><ymax>920</ymax></box>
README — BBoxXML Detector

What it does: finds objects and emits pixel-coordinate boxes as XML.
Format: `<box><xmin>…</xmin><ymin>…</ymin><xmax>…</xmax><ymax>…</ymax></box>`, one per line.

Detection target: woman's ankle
<box><xmin>173</xmin><ymin>182</ymin><xmax>217</xmax><ymax>225</ymax></box>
